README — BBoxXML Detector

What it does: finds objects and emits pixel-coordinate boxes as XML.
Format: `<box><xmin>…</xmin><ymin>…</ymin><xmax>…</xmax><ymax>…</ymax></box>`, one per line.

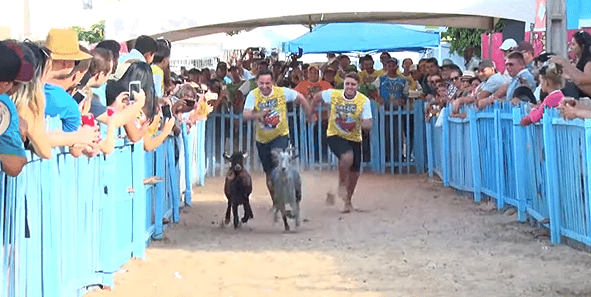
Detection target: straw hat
<box><xmin>45</xmin><ymin>28</ymin><xmax>92</xmax><ymax>61</ymax></box>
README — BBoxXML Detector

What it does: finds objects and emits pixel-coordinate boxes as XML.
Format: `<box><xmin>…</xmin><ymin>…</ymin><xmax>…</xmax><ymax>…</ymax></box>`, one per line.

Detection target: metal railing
<box><xmin>0</xmin><ymin>118</ymin><xmax>201</xmax><ymax>296</ymax></box>
<box><xmin>427</xmin><ymin>102</ymin><xmax>591</xmax><ymax>246</ymax></box>
<box><xmin>203</xmin><ymin>100</ymin><xmax>427</xmax><ymax>177</ymax></box>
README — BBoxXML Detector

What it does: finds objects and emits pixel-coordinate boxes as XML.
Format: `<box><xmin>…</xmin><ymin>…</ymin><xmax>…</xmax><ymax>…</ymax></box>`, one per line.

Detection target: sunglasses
<box><xmin>449</xmin><ymin>76</ymin><xmax>460</xmax><ymax>81</ymax></box>
<box><xmin>429</xmin><ymin>79</ymin><xmax>442</xmax><ymax>84</ymax></box>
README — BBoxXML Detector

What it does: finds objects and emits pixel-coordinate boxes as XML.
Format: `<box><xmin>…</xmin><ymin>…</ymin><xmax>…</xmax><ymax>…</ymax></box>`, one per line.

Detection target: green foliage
<box><xmin>71</xmin><ymin>20</ymin><xmax>104</xmax><ymax>44</ymax></box>
<box><xmin>441</xmin><ymin>20</ymin><xmax>505</xmax><ymax>57</ymax></box>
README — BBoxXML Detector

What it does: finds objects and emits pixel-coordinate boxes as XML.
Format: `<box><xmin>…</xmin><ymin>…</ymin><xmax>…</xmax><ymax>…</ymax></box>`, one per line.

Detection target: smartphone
<box><xmin>205</xmin><ymin>92</ymin><xmax>218</xmax><ymax>101</ymax></box>
<box><xmin>73</xmin><ymin>90</ymin><xmax>86</xmax><ymax>103</ymax></box>
<box><xmin>82</xmin><ymin>114</ymin><xmax>95</xmax><ymax>126</ymax></box>
<box><xmin>129</xmin><ymin>81</ymin><xmax>141</xmax><ymax>103</ymax></box>
<box><xmin>185</xmin><ymin>99</ymin><xmax>196</xmax><ymax>107</ymax></box>
<box><xmin>162</xmin><ymin>104</ymin><xmax>172</xmax><ymax>119</ymax></box>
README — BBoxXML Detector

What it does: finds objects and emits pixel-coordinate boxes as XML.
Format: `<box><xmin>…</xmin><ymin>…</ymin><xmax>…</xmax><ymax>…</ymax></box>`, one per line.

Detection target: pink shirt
<box><xmin>524</xmin><ymin>90</ymin><xmax>564</xmax><ymax>123</ymax></box>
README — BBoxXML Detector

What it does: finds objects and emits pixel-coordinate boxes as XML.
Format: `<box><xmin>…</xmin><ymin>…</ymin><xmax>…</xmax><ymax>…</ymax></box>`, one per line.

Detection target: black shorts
<box><xmin>256</xmin><ymin>136</ymin><xmax>289</xmax><ymax>174</ymax></box>
<box><xmin>327</xmin><ymin>136</ymin><xmax>362</xmax><ymax>172</ymax></box>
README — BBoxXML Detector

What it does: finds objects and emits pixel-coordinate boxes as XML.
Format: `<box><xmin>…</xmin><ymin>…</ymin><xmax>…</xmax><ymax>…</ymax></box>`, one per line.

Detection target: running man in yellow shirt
<box><xmin>312</xmin><ymin>72</ymin><xmax>373</xmax><ymax>213</ymax></box>
<box><xmin>243</xmin><ymin>69</ymin><xmax>316</xmax><ymax>199</ymax></box>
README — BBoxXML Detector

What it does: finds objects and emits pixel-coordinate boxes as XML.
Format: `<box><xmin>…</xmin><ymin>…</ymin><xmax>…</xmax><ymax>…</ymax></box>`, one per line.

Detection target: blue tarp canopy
<box><xmin>283</xmin><ymin>23</ymin><xmax>440</xmax><ymax>54</ymax></box>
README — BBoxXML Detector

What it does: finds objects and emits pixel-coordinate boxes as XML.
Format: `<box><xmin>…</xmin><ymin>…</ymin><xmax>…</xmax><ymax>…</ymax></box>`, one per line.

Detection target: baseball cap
<box><xmin>499</xmin><ymin>38</ymin><xmax>517</xmax><ymax>51</ymax></box>
<box><xmin>409</xmin><ymin>64</ymin><xmax>419</xmax><ymax>72</ymax></box>
<box><xmin>516</xmin><ymin>41</ymin><xmax>534</xmax><ymax>53</ymax></box>
<box><xmin>461</xmin><ymin>70</ymin><xmax>476</xmax><ymax>79</ymax></box>
<box><xmin>45</xmin><ymin>28</ymin><xmax>92</xmax><ymax>61</ymax></box>
<box><xmin>0</xmin><ymin>41</ymin><xmax>34</xmax><ymax>82</ymax></box>
<box><xmin>477</xmin><ymin>59</ymin><xmax>495</xmax><ymax>70</ymax></box>
<box><xmin>442</xmin><ymin>58</ymin><xmax>454</xmax><ymax>66</ymax></box>
<box><xmin>346</xmin><ymin>65</ymin><xmax>358</xmax><ymax>72</ymax></box>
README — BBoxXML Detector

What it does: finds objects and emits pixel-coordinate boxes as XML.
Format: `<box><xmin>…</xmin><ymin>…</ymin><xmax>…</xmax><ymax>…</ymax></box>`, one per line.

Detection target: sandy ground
<box><xmin>86</xmin><ymin>171</ymin><xmax>591</xmax><ymax>297</ymax></box>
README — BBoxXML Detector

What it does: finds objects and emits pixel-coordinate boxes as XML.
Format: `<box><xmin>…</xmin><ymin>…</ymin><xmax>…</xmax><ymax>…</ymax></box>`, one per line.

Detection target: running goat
<box><xmin>269</xmin><ymin>146</ymin><xmax>302</xmax><ymax>231</ymax></box>
<box><xmin>223</xmin><ymin>151</ymin><xmax>254</xmax><ymax>229</ymax></box>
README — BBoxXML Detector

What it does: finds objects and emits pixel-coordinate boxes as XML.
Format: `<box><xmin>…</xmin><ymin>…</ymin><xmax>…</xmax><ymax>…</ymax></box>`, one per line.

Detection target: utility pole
<box><xmin>545</xmin><ymin>0</ymin><xmax>568</xmax><ymax>56</ymax></box>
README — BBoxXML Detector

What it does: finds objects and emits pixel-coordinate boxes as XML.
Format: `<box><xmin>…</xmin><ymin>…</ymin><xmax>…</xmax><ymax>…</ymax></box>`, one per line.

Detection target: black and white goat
<box><xmin>223</xmin><ymin>151</ymin><xmax>253</xmax><ymax>229</ymax></box>
<box><xmin>269</xmin><ymin>146</ymin><xmax>302</xmax><ymax>231</ymax></box>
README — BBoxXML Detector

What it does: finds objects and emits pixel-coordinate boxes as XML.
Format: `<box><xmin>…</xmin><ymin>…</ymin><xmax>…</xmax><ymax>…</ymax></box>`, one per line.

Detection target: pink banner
<box><xmin>481</xmin><ymin>32</ymin><xmax>506</xmax><ymax>73</ymax></box>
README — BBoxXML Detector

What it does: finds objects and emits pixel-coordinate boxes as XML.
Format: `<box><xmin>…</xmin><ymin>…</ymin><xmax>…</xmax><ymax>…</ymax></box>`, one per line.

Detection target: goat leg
<box><xmin>282</xmin><ymin>214</ymin><xmax>290</xmax><ymax>232</ymax></box>
<box><xmin>294</xmin><ymin>203</ymin><xmax>301</xmax><ymax>227</ymax></box>
<box><xmin>242</xmin><ymin>200</ymin><xmax>254</xmax><ymax>223</ymax></box>
<box><xmin>224</xmin><ymin>201</ymin><xmax>232</xmax><ymax>225</ymax></box>
<box><xmin>232</xmin><ymin>203</ymin><xmax>240</xmax><ymax>229</ymax></box>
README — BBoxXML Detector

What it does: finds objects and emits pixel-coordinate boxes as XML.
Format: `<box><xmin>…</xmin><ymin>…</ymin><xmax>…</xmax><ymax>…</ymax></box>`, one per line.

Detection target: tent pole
<box><xmin>438</xmin><ymin>32</ymin><xmax>442</xmax><ymax>63</ymax></box>
<box><xmin>546</xmin><ymin>0</ymin><xmax>567</xmax><ymax>57</ymax></box>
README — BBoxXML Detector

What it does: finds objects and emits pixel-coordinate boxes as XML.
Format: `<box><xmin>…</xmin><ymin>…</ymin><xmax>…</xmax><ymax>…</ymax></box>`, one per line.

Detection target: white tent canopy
<box><xmin>105</xmin><ymin>0</ymin><xmax>536</xmax><ymax>42</ymax></box>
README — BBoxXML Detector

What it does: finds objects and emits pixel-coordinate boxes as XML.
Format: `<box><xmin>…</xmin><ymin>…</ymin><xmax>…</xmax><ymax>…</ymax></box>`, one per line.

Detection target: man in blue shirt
<box><xmin>373</xmin><ymin>58</ymin><xmax>410</xmax><ymax>162</ymax></box>
<box><xmin>44</xmin><ymin>29</ymin><xmax>92</xmax><ymax>132</ymax></box>
<box><xmin>118</xmin><ymin>35</ymin><xmax>157</xmax><ymax>65</ymax></box>
<box><xmin>373</xmin><ymin>58</ymin><xmax>408</xmax><ymax>105</ymax></box>
<box><xmin>504</xmin><ymin>52</ymin><xmax>536</xmax><ymax>103</ymax></box>
<box><xmin>0</xmin><ymin>41</ymin><xmax>34</xmax><ymax>176</ymax></box>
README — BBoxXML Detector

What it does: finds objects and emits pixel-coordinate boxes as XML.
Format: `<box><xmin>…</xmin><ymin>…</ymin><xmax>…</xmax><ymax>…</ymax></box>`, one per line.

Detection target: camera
<box><xmin>248</xmin><ymin>47</ymin><xmax>266</xmax><ymax>60</ymax></box>
<box><xmin>288</xmin><ymin>47</ymin><xmax>304</xmax><ymax>68</ymax></box>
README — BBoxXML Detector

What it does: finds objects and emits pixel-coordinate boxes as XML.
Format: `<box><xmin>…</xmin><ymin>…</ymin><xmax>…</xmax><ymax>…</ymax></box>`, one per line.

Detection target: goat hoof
<box><xmin>326</xmin><ymin>192</ymin><xmax>336</xmax><ymax>205</ymax></box>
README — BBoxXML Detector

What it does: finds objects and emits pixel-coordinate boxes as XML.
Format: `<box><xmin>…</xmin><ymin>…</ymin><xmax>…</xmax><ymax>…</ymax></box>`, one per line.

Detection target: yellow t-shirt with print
<box><xmin>253</xmin><ymin>86</ymin><xmax>289</xmax><ymax>143</ymax></box>
<box><xmin>151</xmin><ymin>65</ymin><xmax>165</xmax><ymax>96</ymax></box>
<box><xmin>359</xmin><ymin>69</ymin><xmax>385</xmax><ymax>84</ymax></box>
<box><xmin>402</xmin><ymin>74</ymin><xmax>418</xmax><ymax>90</ymax></box>
<box><xmin>327</xmin><ymin>90</ymin><xmax>368</xmax><ymax>142</ymax></box>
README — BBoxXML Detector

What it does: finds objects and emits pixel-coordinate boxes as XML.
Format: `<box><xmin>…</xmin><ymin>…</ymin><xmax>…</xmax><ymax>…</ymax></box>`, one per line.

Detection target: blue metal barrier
<box><xmin>1</xmin><ymin>117</ymin><xmax>195</xmax><ymax>296</ymax></box>
<box><xmin>204</xmin><ymin>100</ymin><xmax>427</xmax><ymax>176</ymax></box>
<box><xmin>426</xmin><ymin>103</ymin><xmax>591</xmax><ymax>248</ymax></box>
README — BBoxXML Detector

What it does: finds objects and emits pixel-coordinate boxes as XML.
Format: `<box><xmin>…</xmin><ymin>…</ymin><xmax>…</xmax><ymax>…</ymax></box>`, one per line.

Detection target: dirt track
<box><xmin>87</xmin><ymin>171</ymin><xmax>591</xmax><ymax>297</ymax></box>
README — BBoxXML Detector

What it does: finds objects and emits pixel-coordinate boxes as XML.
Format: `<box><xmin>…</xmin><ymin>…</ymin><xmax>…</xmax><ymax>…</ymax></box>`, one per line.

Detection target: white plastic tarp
<box><xmin>105</xmin><ymin>0</ymin><xmax>536</xmax><ymax>42</ymax></box>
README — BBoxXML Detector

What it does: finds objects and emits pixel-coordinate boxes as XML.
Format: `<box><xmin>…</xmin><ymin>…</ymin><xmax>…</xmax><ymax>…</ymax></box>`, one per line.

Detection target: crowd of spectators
<box><xmin>422</xmin><ymin>31</ymin><xmax>591</xmax><ymax>127</ymax></box>
<box><xmin>3</xmin><ymin>27</ymin><xmax>591</xmax><ymax>177</ymax></box>
<box><xmin>0</xmin><ymin>29</ymin><xmax>213</xmax><ymax>177</ymax></box>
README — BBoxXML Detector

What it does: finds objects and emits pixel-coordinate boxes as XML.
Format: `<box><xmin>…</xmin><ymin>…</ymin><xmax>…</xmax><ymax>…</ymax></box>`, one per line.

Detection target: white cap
<box><xmin>499</xmin><ymin>39</ymin><xmax>517</xmax><ymax>51</ymax></box>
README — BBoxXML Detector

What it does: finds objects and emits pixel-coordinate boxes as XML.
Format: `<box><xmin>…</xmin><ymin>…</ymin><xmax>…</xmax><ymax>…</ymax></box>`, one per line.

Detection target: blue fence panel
<box><xmin>1</xmin><ymin>116</ymin><xmax>194</xmax><ymax>296</ymax></box>
<box><xmin>475</xmin><ymin>105</ymin><xmax>498</xmax><ymax>198</ymax></box>
<box><xmin>432</xmin><ymin>118</ymin><xmax>443</xmax><ymax>179</ymax></box>
<box><xmin>520</xmin><ymin>119</ymin><xmax>549</xmax><ymax>223</ymax></box>
<box><xmin>205</xmin><ymin>100</ymin><xmax>426</xmax><ymax>177</ymax></box>
<box><xmin>498</xmin><ymin>103</ymin><xmax>518</xmax><ymax>208</ymax></box>
<box><xmin>544</xmin><ymin>112</ymin><xmax>591</xmax><ymax>246</ymax></box>
<box><xmin>426</xmin><ymin>102</ymin><xmax>591</xmax><ymax>249</ymax></box>
<box><xmin>448</xmin><ymin>113</ymin><xmax>473</xmax><ymax>192</ymax></box>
